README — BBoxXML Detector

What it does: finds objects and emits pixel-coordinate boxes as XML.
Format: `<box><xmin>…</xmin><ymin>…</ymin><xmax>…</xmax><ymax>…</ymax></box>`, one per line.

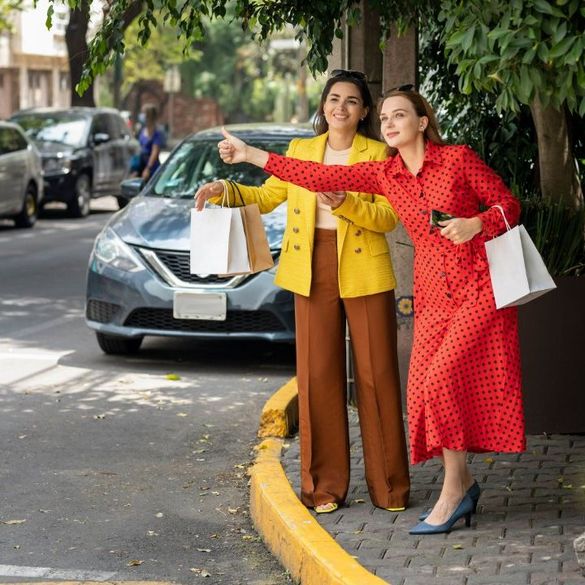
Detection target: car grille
<box><xmin>86</xmin><ymin>300</ymin><xmax>121</xmax><ymax>323</ymax></box>
<box><xmin>124</xmin><ymin>308</ymin><xmax>287</xmax><ymax>333</ymax></box>
<box><xmin>149</xmin><ymin>250</ymin><xmax>235</xmax><ymax>285</ymax></box>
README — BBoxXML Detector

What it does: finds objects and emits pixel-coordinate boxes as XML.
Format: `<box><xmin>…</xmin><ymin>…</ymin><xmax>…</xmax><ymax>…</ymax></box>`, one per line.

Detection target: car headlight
<box><xmin>43</xmin><ymin>157</ymin><xmax>72</xmax><ymax>174</ymax></box>
<box><xmin>92</xmin><ymin>227</ymin><xmax>144</xmax><ymax>273</ymax></box>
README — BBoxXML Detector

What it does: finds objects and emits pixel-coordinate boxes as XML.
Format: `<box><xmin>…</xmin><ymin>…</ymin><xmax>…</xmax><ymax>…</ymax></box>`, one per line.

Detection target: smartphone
<box><xmin>430</xmin><ymin>209</ymin><xmax>455</xmax><ymax>228</ymax></box>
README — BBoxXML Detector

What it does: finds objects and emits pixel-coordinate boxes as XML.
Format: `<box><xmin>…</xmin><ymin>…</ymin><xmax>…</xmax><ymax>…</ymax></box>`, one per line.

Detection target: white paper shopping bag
<box><xmin>190</xmin><ymin>207</ymin><xmax>250</xmax><ymax>275</ymax></box>
<box><xmin>485</xmin><ymin>206</ymin><xmax>556</xmax><ymax>309</ymax></box>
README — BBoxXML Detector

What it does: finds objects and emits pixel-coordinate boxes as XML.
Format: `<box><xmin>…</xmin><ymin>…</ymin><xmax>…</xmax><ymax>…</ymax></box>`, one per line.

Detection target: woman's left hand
<box><xmin>317</xmin><ymin>191</ymin><xmax>346</xmax><ymax>209</ymax></box>
<box><xmin>439</xmin><ymin>217</ymin><xmax>482</xmax><ymax>245</ymax></box>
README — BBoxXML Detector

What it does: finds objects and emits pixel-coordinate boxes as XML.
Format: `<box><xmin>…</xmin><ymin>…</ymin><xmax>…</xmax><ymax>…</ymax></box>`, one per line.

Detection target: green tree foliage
<box><xmin>439</xmin><ymin>0</ymin><xmax>585</xmax><ymax>116</ymax></box>
<box><xmin>0</xmin><ymin>0</ymin><xmax>22</xmax><ymax>33</ymax></box>
<box><xmin>122</xmin><ymin>19</ymin><xmax>186</xmax><ymax>95</ymax></box>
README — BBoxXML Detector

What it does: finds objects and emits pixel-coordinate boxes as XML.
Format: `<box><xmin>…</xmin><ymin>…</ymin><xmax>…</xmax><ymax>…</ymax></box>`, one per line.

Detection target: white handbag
<box><xmin>484</xmin><ymin>205</ymin><xmax>556</xmax><ymax>309</ymax></box>
<box><xmin>189</xmin><ymin>183</ymin><xmax>250</xmax><ymax>275</ymax></box>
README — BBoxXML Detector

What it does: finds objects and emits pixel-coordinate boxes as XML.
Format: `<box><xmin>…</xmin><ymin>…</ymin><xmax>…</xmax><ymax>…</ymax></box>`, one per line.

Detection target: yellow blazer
<box><xmin>213</xmin><ymin>132</ymin><xmax>398</xmax><ymax>298</ymax></box>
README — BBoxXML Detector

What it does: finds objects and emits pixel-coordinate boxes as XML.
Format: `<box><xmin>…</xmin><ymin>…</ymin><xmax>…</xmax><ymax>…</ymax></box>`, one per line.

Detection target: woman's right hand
<box><xmin>194</xmin><ymin>181</ymin><xmax>224</xmax><ymax>211</ymax></box>
<box><xmin>218</xmin><ymin>127</ymin><xmax>270</xmax><ymax>168</ymax></box>
<box><xmin>218</xmin><ymin>128</ymin><xmax>249</xmax><ymax>164</ymax></box>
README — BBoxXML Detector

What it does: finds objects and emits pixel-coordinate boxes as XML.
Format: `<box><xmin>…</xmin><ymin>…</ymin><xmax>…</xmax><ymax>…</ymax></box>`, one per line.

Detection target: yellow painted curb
<box><xmin>0</xmin><ymin>582</ymin><xmax>174</xmax><ymax>585</ymax></box>
<box><xmin>250</xmin><ymin>379</ymin><xmax>389</xmax><ymax>585</ymax></box>
<box><xmin>257</xmin><ymin>376</ymin><xmax>299</xmax><ymax>438</ymax></box>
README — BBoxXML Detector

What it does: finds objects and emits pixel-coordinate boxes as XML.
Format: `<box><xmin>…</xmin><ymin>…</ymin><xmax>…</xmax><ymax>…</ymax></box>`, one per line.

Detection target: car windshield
<box><xmin>148</xmin><ymin>138</ymin><xmax>292</xmax><ymax>199</ymax></box>
<box><xmin>12</xmin><ymin>113</ymin><xmax>88</xmax><ymax>147</ymax></box>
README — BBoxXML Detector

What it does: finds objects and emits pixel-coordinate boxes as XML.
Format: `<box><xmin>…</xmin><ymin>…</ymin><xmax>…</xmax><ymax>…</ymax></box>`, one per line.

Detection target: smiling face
<box><xmin>322</xmin><ymin>81</ymin><xmax>368</xmax><ymax>134</ymax></box>
<box><xmin>379</xmin><ymin>95</ymin><xmax>428</xmax><ymax>150</ymax></box>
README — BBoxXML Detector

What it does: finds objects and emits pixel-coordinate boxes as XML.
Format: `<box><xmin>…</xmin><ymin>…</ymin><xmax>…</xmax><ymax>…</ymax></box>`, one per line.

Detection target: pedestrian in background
<box><xmin>195</xmin><ymin>70</ymin><xmax>410</xmax><ymax>515</ymax></box>
<box><xmin>215</xmin><ymin>86</ymin><xmax>526</xmax><ymax>534</ymax></box>
<box><xmin>131</xmin><ymin>104</ymin><xmax>163</xmax><ymax>181</ymax></box>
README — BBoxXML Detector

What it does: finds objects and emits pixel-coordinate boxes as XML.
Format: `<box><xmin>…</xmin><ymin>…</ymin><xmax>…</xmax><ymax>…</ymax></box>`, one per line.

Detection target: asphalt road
<box><xmin>0</xmin><ymin>199</ymin><xmax>295</xmax><ymax>585</ymax></box>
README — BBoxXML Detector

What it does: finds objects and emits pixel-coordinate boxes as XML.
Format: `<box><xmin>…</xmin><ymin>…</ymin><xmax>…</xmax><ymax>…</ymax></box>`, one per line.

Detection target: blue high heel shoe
<box><xmin>409</xmin><ymin>494</ymin><xmax>474</xmax><ymax>535</ymax></box>
<box><xmin>418</xmin><ymin>480</ymin><xmax>480</xmax><ymax>521</ymax></box>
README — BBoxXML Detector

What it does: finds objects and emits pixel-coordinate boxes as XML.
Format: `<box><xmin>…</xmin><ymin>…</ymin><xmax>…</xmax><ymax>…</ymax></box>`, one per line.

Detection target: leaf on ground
<box><xmin>177</xmin><ymin>412</ymin><xmax>188</xmax><ymax>417</ymax></box>
<box><xmin>483</xmin><ymin>457</ymin><xmax>495</xmax><ymax>464</ymax></box>
<box><xmin>242</xmin><ymin>535</ymin><xmax>259</xmax><ymax>542</ymax></box>
<box><xmin>127</xmin><ymin>559</ymin><xmax>144</xmax><ymax>566</ymax></box>
<box><xmin>1</xmin><ymin>519</ymin><xmax>26</xmax><ymax>525</ymax></box>
<box><xmin>196</xmin><ymin>548</ymin><xmax>211</xmax><ymax>553</ymax></box>
<box><xmin>165</xmin><ymin>373</ymin><xmax>181</xmax><ymax>381</ymax></box>
<box><xmin>228</xmin><ymin>507</ymin><xmax>239</xmax><ymax>514</ymax></box>
<box><xmin>452</xmin><ymin>544</ymin><xmax>464</xmax><ymax>550</ymax></box>
<box><xmin>190</xmin><ymin>568</ymin><xmax>211</xmax><ymax>577</ymax></box>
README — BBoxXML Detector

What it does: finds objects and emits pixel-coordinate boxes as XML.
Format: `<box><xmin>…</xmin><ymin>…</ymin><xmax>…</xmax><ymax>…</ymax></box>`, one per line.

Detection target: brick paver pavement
<box><xmin>281</xmin><ymin>410</ymin><xmax>585</xmax><ymax>585</ymax></box>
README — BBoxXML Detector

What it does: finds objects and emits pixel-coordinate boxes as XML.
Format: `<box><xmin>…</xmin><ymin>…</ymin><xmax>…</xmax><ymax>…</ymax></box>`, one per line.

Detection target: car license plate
<box><xmin>173</xmin><ymin>291</ymin><xmax>227</xmax><ymax>321</ymax></box>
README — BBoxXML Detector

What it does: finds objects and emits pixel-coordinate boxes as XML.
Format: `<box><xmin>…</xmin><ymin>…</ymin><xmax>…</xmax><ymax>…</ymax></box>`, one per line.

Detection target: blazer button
<box><xmin>293</xmin><ymin>244</ymin><xmax>301</xmax><ymax>251</ymax></box>
<box><xmin>293</xmin><ymin>208</ymin><xmax>301</xmax><ymax>214</ymax></box>
<box><xmin>292</xmin><ymin>227</ymin><xmax>299</xmax><ymax>233</ymax></box>
<box><xmin>355</xmin><ymin>229</ymin><xmax>362</xmax><ymax>236</ymax></box>
<box><xmin>355</xmin><ymin>247</ymin><xmax>362</xmax><ymax>254</ymax></box>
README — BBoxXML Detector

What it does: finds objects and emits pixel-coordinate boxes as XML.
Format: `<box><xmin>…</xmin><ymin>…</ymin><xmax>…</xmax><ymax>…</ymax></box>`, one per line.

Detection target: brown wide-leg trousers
<box><xmin>294</xmin><ymin>229</ymin><xmax>410</xmax><ymax>509</ymax></box>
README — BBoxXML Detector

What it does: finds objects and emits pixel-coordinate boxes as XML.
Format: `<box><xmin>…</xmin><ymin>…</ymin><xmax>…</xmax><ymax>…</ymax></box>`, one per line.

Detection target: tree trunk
<box><xmin>65</xmin><ymin>0</ymin><xmax>95</xmax><ymax>106</ymax></box>
<box><xmin>530</xmin><ymin>99</ymin><xmax>582</xmax><ymax>209</ymax></box>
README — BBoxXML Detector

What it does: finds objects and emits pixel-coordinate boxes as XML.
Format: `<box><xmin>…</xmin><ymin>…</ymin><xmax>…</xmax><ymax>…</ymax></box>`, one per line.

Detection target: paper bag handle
<box><xmin>491</xmin><ymin>205</ymin><xmax>512</xmax><ymax>232</ymax></box>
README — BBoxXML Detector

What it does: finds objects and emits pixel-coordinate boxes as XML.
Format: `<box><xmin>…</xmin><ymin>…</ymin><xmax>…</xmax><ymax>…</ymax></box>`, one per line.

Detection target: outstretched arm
<box><xmin>218</xmin><ymin>128</ymin><xmax>386</xmax><ymax>196</ymax></box>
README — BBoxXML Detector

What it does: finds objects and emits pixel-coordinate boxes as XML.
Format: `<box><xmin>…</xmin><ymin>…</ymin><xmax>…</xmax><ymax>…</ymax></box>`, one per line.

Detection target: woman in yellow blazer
<box><xmin>195</xmin><ymin>70</ymin><xmax>410</xmax><ymax>513</ymax></box>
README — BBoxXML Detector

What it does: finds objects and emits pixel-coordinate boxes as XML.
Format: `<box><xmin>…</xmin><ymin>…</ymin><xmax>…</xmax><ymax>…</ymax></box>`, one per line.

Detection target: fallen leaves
<box><xmin>1</xmin><ymin>519</ymin><xmax>26</xmax><ymax>525</ymax></box>
<box><xmin>189</xmin><ymin>568</ymin><xmax>211</xmax><ymax>577</ymax></box>
<box><xmin>165</xmin><ymin>373</ymin><xmax>181</xmax><ymax>381</ymax></box>
<box><xmin>127</xmin><ymin>559</ymin><xmax>143</xmax><ymax>566</ymax></box>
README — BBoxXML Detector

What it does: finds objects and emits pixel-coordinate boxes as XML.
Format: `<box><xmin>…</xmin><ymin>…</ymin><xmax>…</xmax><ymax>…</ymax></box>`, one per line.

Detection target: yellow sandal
<box><xmin>314</xmin><ymin>502</ymin><xmax>339</xmax><ymax>514</ymax></box>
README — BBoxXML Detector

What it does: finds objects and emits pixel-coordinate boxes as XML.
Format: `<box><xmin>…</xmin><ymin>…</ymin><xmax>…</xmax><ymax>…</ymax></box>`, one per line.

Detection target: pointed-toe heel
<box><xmin>409</xmin><ymin>494</ymin><xmax>474</xmax><ymax>535</ymax></box>
<box><xmin>418</xmin><ymin>481</ymin><xmax>481</xmax><ymax>521</ymax></box>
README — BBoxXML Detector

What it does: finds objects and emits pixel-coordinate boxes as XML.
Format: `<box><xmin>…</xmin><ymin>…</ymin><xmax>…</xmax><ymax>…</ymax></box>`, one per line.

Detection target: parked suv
<box><xmin>10</xmin><ymin>107</ymin><xmax>139</xmax><ymax>217</ymax></box>
<box><xmin>85</xmin><ymin>123</ymin><xmax>314</xmax><ymax>354</ymax></box>
<box><xmin>0</xmin><ymin>121</ymin><xmax>44</xmax><ymax>228</ymax></box>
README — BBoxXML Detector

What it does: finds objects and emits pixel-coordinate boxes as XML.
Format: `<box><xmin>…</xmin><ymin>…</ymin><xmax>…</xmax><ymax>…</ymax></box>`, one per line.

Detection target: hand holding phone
<box><xmin>430</xmin><ymin>209</ymin><xmax>455</xmax><ymax>228</ymax></box>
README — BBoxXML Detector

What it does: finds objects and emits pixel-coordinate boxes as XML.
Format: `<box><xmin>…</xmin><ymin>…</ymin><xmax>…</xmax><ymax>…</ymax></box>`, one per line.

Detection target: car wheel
<box><xmin>96</xmin><ymin>332</ymin><xmax>143</xmax><ymax>355</ymax></box>
<box><xmin>116</xmin><ymin>196</ymin><xmax>128</xmax><ymax>209</ymax></box>
<box><xmin>68</xmin><ymin>174</ymin><xmax>91</xmax><ymax>218</ymax></box>
<box><xmin>13</xmin><ymin>184</ymin><xmax>38</xmax><ymax>228</ymax></box>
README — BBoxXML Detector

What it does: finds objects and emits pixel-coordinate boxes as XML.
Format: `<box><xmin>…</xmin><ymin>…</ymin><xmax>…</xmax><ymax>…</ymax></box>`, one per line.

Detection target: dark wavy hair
<box><xmin>378</xmin><ymin>88</ymin><xmax>446</xmax><ymax>155</ymax></box>
<box><xmin>313</xmin><ymin>73</ymin><xmax>380</xmax><ymax>141</ymax></box>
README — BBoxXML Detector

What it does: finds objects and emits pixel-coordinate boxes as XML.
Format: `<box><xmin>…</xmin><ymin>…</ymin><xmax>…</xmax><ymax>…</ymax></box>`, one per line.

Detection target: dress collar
<box><xmin>387</xmin><ymin>140</ymin><xmax>444</xmax><ymax>177</ymax></box>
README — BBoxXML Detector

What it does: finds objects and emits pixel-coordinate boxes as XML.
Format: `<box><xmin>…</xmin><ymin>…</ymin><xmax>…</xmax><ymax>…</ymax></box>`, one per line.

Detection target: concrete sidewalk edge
<box><xmin>250</xmin><ymin>379</ymin><xmax>388</xmax><ymax>585</ymax></box>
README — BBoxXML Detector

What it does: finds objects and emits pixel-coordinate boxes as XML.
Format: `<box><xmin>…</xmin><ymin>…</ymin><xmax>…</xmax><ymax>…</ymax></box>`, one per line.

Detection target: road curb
<box><xmin>257</xmin><ymin>376</ymin><xmax>299</xmax><ymax>438</ymax></box>
<box><xmin>250</xmin><ymin>379</ymin><xmax>388</xmax><ymax>585</ymax></box>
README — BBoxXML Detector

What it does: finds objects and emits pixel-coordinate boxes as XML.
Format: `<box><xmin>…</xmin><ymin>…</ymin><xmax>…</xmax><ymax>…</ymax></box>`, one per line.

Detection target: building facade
<box><xmin>0</xmin><ymin>0</ymin><xmax>70</xmax><ymax>119</ymax></box>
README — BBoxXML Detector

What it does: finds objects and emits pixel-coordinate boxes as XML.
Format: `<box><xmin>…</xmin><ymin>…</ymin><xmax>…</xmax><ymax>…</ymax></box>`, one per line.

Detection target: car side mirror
<box><xmin>120</xmin><ymin>177</ymin><xmax>144</xmax><ymax>199</ymax></box>
<box><xmin>93</xmin><ymin>132</ymin><xmax>111</xmax><ymax>145</ymax></box>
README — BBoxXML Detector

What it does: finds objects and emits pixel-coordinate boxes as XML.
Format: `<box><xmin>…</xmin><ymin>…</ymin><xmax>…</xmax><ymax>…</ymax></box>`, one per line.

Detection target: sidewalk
<box><xmin>280</xmin><ymin>408</ymin><xmax>585</xmax><ymax>585</ymax></box>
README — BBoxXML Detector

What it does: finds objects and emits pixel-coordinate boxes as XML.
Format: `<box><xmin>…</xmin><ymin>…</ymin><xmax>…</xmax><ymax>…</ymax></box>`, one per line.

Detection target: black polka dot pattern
<box><xmin>265</xmin><ymin>142</ymin><xmax>527</xmax><ymax>464</ymax></box>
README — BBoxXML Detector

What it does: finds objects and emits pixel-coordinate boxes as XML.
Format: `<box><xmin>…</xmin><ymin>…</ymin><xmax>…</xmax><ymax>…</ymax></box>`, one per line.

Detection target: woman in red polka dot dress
<box><xmin>217</xmin><ymin>87</ymin><xmax>526</xmax><ymax>535</ymax></box>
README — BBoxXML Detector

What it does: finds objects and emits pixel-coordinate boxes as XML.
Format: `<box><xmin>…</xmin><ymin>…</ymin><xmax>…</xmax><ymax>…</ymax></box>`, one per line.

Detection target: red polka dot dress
<box><xmin>264</xmin><ymin>142</ymin><xmax>526</xmax><ymax>464</ymax></box>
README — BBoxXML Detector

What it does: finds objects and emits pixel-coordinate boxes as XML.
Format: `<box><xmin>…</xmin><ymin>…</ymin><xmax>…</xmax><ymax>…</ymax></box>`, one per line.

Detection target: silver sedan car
<box><xmin>0</xmin><ymin>122</ymin><xmax>44</xmax><ymax>228</ymax></box>
<box><xmin>85</xmin><ymin>123</ymin><xmax>313</xmax><ymax>354</ymax></box>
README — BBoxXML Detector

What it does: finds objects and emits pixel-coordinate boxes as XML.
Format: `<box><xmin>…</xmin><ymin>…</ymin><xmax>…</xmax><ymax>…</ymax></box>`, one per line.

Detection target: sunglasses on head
<box><xmin>330</xmin><ymin>69</ymin><xmax>368</xmax><ymax>82</ymax></box>
<box><xmin>384</xmin><ymin>83</ymin><xmax>415</xmax><ymax>95</ymax></box>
